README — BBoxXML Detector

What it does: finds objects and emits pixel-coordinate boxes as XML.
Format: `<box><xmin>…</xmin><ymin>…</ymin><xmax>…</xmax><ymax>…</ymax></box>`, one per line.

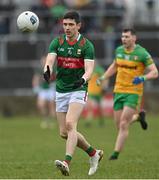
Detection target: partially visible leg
<box><xmin>37</xmin><ymin>97</ymin><xmax>49</xmax><ymax>129</ymax></box>
<box><xmin>37</xmin><ymin>97</ymin><xmax>47</xmax><ymax>117</ymax></box>
<box><xmin>138</xmin><ymin>110</ymin><xmax>147</xmax><ymax>129</ymax></box>
<box><xmin>131</xmin><ymin>110</ymin><xmax>147</xmax><ymax>130</ymax></box>
<box><xmin>48</xmin><ymin>100</ymin><xmax>56</xmax><ymax>118</ymax></box>
<box><xmin>84</xmin><ymin>98</ymin><xmax>96</xmax><ymax>127</ymax></box>
<box><xmin>47</xmin><ymin>100</ymin><xmax>56</xmax><ymax>128</ymax></box>
<box><xmin>131</xmin><ymin>95</ymin><xmax>147</xmax><ymax>129</ymax></box>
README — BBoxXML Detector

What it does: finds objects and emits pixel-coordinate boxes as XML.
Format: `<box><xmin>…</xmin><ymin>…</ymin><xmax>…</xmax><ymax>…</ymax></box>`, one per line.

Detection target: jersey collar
<box><xmin>66</xmin><ymin>33</ymin><xmax>81</xmax><ymax>46</ymax></box>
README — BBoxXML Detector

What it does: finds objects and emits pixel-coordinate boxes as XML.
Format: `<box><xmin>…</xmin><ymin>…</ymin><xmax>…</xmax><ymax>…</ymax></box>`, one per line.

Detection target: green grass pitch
<box><xmin>0</xmin><ymin>115</ymin><xmax>159</xmax><ymax>179</ymax></box>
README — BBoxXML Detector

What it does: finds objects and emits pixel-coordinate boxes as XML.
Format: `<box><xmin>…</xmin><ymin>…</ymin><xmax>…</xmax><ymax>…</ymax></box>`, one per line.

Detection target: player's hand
<box><xmin>43</xmin><ymin>65</ymin><xmax>50</xmax><ymax>83</ymax></box>
<box><xmin>132</xmin><ymin>76</ymin><xmax>146</xmax><ymax>85</ymax></box>
<box><xmin>73</xmin><ymin>78</ymin><xmax>85</xmax><ymax>89</ymax></box>
<box><xmin>96</xmin><ymin>76</ymin><xmax>105</xmax><ymax>86</ymax></box>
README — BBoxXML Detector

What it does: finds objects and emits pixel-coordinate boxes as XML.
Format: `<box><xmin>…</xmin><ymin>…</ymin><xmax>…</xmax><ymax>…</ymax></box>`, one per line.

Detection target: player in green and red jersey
<box><xmin>43</xmin><ymin>11</ymin><xmax>103</xmax><ymax>176</ymax></box>
<box><xmin>97</xmin><ymin>28</ymin><xmax>158</xmax><ymax>160</ymax></box>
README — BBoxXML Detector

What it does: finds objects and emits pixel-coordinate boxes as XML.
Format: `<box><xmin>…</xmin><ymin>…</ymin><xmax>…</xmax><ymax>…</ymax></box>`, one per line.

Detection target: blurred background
<box><xmin>0</xmin><ymin>0</ymin><xmax>159</xmax><ymax>116</ymax></box>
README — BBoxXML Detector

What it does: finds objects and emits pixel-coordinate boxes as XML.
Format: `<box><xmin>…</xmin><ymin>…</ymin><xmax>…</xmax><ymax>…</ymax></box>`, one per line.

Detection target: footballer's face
<box><xmin>63</xmin><ymin>18</ymin><xmax>81</xmax><ymax>40</ymax></box>
<box><xmin>121</xmin><ymin>31</ymin><xmax>136</xmax><ymax>50</ymax></box>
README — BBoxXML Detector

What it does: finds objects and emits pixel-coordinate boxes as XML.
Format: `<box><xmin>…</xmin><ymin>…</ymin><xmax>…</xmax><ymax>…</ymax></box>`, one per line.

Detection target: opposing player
<box><xmin>97</xmin><ymin>28</ymin><xmax>158</xmax><ymax>160</ymax></box>
<box><xmin>32</xmin><ymin>56</ymin><xmax>56</xmax><ymax>129</ymax></box>
<box><xmin>43</xmin><ymin>11</ymin><xmax>103</xmax><ymax>176</ymax></box>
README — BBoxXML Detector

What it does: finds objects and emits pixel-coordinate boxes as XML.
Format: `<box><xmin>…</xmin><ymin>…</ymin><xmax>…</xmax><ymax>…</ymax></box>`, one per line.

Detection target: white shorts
<box><xmin>56</xmin><ymin>91</ymin><xmax>88</xmax><ymax>112</ymax></box>
<box><xmin>38</xmin><ymin>87</ymin><xmax>56</xmax><ymax>101</ymax></box>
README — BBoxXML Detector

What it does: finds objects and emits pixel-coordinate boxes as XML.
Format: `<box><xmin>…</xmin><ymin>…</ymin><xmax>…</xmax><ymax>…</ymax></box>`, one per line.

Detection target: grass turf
<box><xmin>0</xmin><ymin>115</ymin><xmax>159</xmax><ymax>179</ymax></box>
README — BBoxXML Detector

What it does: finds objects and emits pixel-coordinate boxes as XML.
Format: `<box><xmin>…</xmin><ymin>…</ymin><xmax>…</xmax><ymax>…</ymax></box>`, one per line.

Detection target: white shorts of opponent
<box><xmin>38</xmin><ymin>87</ymin><xmax>56</xmax><ymax>101</ymax></box>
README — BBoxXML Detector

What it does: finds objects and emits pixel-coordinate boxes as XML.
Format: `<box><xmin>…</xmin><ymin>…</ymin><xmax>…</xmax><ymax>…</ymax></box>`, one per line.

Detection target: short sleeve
<box><xmin>143</xmin><ymin>50</ymin><xmax>154</xmax><ymax>67</ymax></box>
<box><xmin>49</xmin><ymin>37</ymin><xmax>59</xmax><ymax>54</ymax></box>
<box><xmin>83</xmin><ymin>40</ymin><xmax>95</xmax><ymax>60</ymax></box>
<box><xmin>114</xmin><ymin>48</ymin><xmax>118</xmax><ymax>61</ymax></box>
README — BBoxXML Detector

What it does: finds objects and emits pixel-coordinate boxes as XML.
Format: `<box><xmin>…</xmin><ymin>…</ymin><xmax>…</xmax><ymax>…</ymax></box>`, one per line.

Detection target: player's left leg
<box><xmin>109</xmin><ymin>109</ymin><xmax>122</xmax><ymax>160</ymax></box>
<box><xmin>109</xmin><ymin>106</ymin><xmax>136</xmax><ymax>160</ymax></box>
<box><xmin>66</xmin><ymin>102</ymin><xmax>103</xmax><ymax>175</ymax></box>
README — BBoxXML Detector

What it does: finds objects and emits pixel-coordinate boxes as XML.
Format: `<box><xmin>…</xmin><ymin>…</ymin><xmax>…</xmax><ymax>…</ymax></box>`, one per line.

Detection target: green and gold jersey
<box><xmin>114</xmin><ymin>44</ymin><xmax>154</xmax><ymax>95</ymax></box>
<box><xmin>49</xmin><ymin>34</ymin><xmax>95</xmax><ymax>93</ymax></box>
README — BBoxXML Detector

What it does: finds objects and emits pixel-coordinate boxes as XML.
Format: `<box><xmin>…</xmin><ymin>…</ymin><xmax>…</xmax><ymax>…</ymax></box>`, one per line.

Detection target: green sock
<box><xmin>111</xmin><ymin>151</ymin><xmax>119</xmax><ymax>158</ymax></box>
<box><xmin>65</xmin><ymin>154</ymin><xmax>72</xmax><ymax>165</ymax></box>
<box><xmin>86</xmin><ymin>146</ymin><xmax>96</xmax><ymax>157</ymax></box>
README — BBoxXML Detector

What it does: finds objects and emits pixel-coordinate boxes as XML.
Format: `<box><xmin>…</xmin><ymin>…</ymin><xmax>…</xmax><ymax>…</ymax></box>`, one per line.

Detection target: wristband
<box><xmin>142</xmin><ymin>75</ymin><xmax>147</xmax><ymax>81</ymax></box>
<box><xmin>82</xmin><ymin>77</ymin><xmax>86</xmax><ymax>83</ymax></box>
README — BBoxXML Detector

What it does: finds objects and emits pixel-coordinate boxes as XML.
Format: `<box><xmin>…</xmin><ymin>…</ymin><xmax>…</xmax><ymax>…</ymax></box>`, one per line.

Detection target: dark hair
<box><xmin>122</xmin><ymin>28</ymin><xmax>136</xmax><ymax>35</ymax></box>
<box><xmin>63</xmin><ymin>11</ymin><xmax>81</xmax><ymax>23</ymax></box>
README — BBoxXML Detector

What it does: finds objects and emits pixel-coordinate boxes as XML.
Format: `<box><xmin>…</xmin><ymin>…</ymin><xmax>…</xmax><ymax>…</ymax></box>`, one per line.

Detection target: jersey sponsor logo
<box><xmin>58</xmin><ymin>47</ymin><xmax>64</xmax><ymax>52</ymax></box>
<box><xmin>57</xmin><ymin>56</ymin><xmax>84</xmax><ymax>69</ymax></box>
<box><xmin>134</xmin><ymin>56</ymin><xmax>138</xmax><ymax>60</ymax></box>
<box><xmin>117</xmin><ymin>54</ymin><xmax>123</xmax><ymax>58</ymax></box>
<box><xmin>68</xmin><ymin>47</ymin><xmax>74</xmax><ymax>55</ymax></box>
<box><xmin>117</xmin><ymin>64</ymin><xmax>137</xmax><ymax>70</ymax></box>
<box><xmin>77</xmin><ymin>49</ymin><xmax>81</xmax><ymax>55</ymax></box>
<box><xmin>124</xmin><ymin>55</ymin><xmax>130</xmax><ymax>60</ymax></box>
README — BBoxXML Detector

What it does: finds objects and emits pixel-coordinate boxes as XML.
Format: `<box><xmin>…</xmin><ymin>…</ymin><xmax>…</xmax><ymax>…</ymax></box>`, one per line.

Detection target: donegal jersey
<box><xmin>114</xmin><ymin>44</ymin><xmax>154</xmax><ymax>95</ymax></box>
<box><xmin>88</xmin><ymin>65</ymin><xmax>105</xmax><ymax>95</ymax></box>
<box><xmin>49</xmin><ymin>34</ymin><xmax>95</xmax><ymax>93</ymax></box>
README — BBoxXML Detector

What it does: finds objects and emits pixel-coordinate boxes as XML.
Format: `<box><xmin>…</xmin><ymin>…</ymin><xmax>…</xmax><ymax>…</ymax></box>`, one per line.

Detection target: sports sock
<box><xmin>111</xmin><ymin>151</ymin><xmax>119</xmax><ymax>158</ymax></box>
<box><xmin>64</xmin><ymin>154</ymin><xmax>72</xmax><ymax>165</ymax></box>
<box><xmin>86</xmin><ymin>146</ymin><xmax>96</xmax><ymax>157</ymax></box>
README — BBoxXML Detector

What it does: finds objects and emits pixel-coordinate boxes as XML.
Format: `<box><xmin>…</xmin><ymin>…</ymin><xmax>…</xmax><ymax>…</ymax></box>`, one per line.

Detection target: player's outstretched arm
<box><xmin>96</xmin><ymin>61</ymin><xmax>117</xmax><ymax>86</ymax></box>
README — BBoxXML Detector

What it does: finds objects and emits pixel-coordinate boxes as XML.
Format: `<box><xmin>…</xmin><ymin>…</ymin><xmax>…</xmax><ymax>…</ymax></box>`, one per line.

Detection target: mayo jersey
<box><xmin>49</xmin><ymin>34</ymin><xmax>95</xmax><ymax>93</ymax></box>
<box><xmin>114</xmin><ymin>44</ymin><xmax>154</xmax><ymax>95</ymax></box>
